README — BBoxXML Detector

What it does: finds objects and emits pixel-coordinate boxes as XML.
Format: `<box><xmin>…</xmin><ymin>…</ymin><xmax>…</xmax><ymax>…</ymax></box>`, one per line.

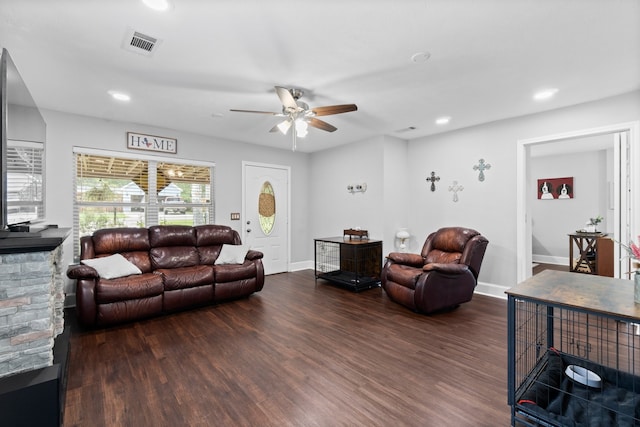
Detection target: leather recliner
<box><xmin>381</xmin><ymin>226</ymin><xmax>488</xmax><ymax>314</ymax></box>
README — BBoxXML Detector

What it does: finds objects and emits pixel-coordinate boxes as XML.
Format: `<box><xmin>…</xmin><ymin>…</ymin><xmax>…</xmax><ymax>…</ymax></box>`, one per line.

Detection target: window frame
<box><xmin>72</xmin><ymin>147</ymin><xmax>215</xmax><ymax>259</ymax></box>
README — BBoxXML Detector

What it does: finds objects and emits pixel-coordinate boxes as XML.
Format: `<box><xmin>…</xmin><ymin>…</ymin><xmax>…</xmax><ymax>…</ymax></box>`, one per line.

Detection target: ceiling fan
<box><xmin>230</xmin><ymin>86</ymin><xmax>357</xmax><ymax>151</ymax></box>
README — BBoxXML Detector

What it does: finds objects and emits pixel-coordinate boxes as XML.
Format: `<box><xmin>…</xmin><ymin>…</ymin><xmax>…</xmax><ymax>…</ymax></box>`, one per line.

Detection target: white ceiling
<box><xmin>1</xmin><ymin>0</ymin><xmax>638</xmax><ymax>153</ymax></box>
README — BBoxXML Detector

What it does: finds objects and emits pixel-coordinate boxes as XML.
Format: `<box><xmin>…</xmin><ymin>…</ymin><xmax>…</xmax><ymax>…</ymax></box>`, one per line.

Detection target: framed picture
<box><xmin>537</xmin><ymin>177</ymin><xmax>573</xmax><ymax>200</ymax></box>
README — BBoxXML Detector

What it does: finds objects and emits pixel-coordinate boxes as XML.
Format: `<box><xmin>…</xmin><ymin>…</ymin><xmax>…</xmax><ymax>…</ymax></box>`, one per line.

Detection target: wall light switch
<box><xmin>230</xmin><ymin>212</ymin><xmax>240</xmax><ymax>220</ymax></box>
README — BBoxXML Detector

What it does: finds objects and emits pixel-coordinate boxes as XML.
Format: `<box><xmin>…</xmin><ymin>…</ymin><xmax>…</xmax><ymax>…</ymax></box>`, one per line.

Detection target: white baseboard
<box><xmin>294</xmin><ymin>260</ymin><xmax>509</xmax><ymax>300</ymax></box>
<box><xmin>474</xmin><ymin>281</ymin><xmax>509</xmax><ymax>300</ymax></box>
<box><xmin>289</xmin><ymin>260</ymin><xmax>314</xmax><ymax>272</ymax></box>
<box><xmin>532</xmin><ymin>254</ymin><xmax>568</xmax><ymax>266</ymax></box>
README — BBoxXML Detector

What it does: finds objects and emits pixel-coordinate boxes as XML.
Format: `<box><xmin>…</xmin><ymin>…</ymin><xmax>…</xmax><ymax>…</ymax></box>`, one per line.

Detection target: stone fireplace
<box><xmin>0</xmin><ymin>245</ymin><xmax>65</xmax><ymax>378</ymax></box>
<box><xmin>0</xmin><ymin>228</ymin><xmax>70</xmax><ymax>426</ymax></box>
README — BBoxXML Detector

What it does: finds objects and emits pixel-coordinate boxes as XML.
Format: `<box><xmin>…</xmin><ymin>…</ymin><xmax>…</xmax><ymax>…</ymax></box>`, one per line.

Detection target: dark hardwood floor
<box><xmin>63</xmin><ymin>270</ymin><xmax>510</xmax><ymax>427</ymax></box>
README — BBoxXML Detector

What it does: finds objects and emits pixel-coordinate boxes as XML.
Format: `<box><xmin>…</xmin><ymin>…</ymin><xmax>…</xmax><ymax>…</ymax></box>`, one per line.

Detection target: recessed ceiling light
<box><xmin>435</xmin><ymin>116</ymin><xmax>451</xmax><ymax>125</ymax></box>
<box><xmin>533</xmin><ymin>88</ymin><xmax>559</xmax><ymax>101</ymax></box>
<box><xmin>410</xmin><ymin>52</ymin><xmax>431</xmax><ymax>63</ymax></box>
<box><xmin>108</xmin><ymin>91</ymin><xmax>131</xmax><ymax>102</ymax></box>
<box><xmin>142</xmin><ymin>0</ymin><xmax>171</xmax><ymax>11</ymax></box>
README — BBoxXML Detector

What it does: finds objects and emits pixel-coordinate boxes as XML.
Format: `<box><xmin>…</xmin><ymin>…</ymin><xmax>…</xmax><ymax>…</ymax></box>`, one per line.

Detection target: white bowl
<box><xmin>565</xmin><ymin>365</ymin><xmax>602</xmax><ymax>388</ymax></box>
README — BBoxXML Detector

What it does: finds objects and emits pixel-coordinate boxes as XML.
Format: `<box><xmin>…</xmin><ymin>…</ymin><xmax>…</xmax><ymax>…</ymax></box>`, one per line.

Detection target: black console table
<box><xmin>314</xmin><ymin>237</ymin><xmax>382</xmax><ymax>291</ymax></box>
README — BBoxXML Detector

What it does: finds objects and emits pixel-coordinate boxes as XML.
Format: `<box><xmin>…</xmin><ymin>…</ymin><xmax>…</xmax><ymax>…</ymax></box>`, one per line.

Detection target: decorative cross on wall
<box><xmin>448</xmin><ymin>180</ymin><xmax>464</xmax><ymax>202</ymax></box>
<box><xmin>426</xmin><ymin>171</ymin><xmax>440</xmax><ymax>192</ymax></box>
<box><xmin>473</xmin><ymin>158</ymin><xmax>491</xmax><ymax>182</ymax></box>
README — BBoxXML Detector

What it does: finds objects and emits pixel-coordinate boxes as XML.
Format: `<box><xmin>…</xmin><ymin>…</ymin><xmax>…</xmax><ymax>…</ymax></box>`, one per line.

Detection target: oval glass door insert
<box><xmin>258</xmin><ymin>181</ymin><xmax>275</xmax><ymax>235</ymax></box>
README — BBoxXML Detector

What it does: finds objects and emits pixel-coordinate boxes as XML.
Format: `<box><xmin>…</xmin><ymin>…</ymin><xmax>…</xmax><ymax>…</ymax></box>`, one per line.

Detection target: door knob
<box><xmin>247</xmin><ymin>228</ymin><xmax>252</xmax><ymax>233</ymax></box>
<box><xmin>247</xmin><ymin>220</ymin><xmax>251</xmax><ymax>225</ymax></box>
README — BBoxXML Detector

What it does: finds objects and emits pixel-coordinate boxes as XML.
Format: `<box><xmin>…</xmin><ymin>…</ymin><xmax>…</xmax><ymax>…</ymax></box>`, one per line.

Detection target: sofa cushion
<box><xmin>196</xmin><ymin>225</ymin><xmax>238</xmax><ymax>246</ymax></box>
<box><xmin>92</xmin><ymin>227</ymin><xmax>150</xmax><ymax>254</ymax></box>
<box><xmin>150</xmin><ymin>246</ymin><xmax>200</xmax><ymax>269</ymax></box>
<box><xmin>81</xmin><ymin>254</ymin><xmax>142</xmax><ymax>279</ymax></box>
<box><xmin>385</xmin><ymin>264</ymin><xmax>422</xmax><ymax>290</ymax></box>
<box><xmin>95</xmin><ymin>272</ymin><xmax>164</xmax><ymax>304</ymax></box>
<box><xmin>424</xmin><ymin>249</ymin><xmax>462</xmax><ymax>265</ymax></box>
<box><xmin>215</xmin><ymin>244</ymin><xmax>249</xmax><ymax>265</ymax></box>
<box><xmin>157</xmin><ymin>265</ymin><xmax>214</xmax><ymax>291</ymax></box>
<box><xmin>196</xmin><ymin>225</ymin><xmax>241</xmax><ymax>264</ymax></box>
<box><xmin>214</xmin><ymin>262</ymin><xmax>256</xmax><ymax>283</ymax></box>
<box><xmin>149</xmin><ymin>225</ymin><xmax>196</xmax><ymax>247</ymax></box>
<box><xmin>198</xmin><ymin>246</ymin><xmax>222</xmax><ymax>265</ymax></box>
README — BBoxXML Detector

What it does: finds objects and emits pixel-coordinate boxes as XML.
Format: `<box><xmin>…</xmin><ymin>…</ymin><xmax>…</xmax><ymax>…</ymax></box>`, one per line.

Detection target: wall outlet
<box><xmin>230</xmin><ymin>212</ymin><xmax>240</xmax><ymax>220</ymax></box>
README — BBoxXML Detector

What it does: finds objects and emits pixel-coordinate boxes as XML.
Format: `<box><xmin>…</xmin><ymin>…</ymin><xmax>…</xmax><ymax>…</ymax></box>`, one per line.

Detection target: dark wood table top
<box><xmin>315</xmin><ymin>236</ymin><xmax>382</xmax><ymax>245</ymax></box>
<box><xmin>506</xmin><ymin>270</ymin><xmax>640</xmax><ymax>322</ymax></box>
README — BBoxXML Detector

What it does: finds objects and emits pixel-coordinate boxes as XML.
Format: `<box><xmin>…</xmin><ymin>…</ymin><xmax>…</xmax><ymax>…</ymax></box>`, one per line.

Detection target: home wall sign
<box><xmin>537</xmin><ymin>176</ymin><xmax>573</xmax><ymax>200</ymax></box>
<box><xmin>127</xmin><ymin>132</ymin><xmax>177</xmax><ymax>154</ymax></box>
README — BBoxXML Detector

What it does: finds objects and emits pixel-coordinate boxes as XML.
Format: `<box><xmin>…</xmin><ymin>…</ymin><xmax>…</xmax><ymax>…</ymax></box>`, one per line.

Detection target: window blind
<box><xmin>7</xmin><ymin>141</ymin><xmax>44</xmax><ymax>225</ymax></box>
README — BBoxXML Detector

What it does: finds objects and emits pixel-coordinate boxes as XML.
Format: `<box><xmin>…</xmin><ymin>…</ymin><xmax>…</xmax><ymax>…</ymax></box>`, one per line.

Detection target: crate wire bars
<box><xmin>508</xmin><ymin>289</ymin><xmax>640</xmax><ymax>426</ymax></box>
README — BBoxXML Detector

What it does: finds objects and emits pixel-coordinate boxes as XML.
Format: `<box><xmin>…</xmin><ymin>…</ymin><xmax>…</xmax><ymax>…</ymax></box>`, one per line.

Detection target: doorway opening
<box><xmin>516</xmin><ymin>122</ymin><xmax>640</xmax><ymax>283</ymax></box>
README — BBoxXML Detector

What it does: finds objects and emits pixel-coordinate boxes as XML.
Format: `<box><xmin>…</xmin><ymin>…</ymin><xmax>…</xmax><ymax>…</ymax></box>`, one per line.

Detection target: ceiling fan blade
<box><xmin>230</xmin><ymin>109</ymin><xmax>279</xmax><ymax>115</ymax></box>
<box><xmin>270</xmin><ymin>119</ymin><xmax>292</xmax><ymax>134</ymax></box>
<box><xmin>312</xmin><ymin>104</ymin><xmax>358</xmax><ymax>116</ymax></box>
<box><xmin>308</xmin><ymin>118</ymin><xmax>337</xmax><ymax>132</ymax></box>
<box><xmin>275</xmin><ymin>86</ymin><xmax>299</xmax><ymax>111</ymax></box>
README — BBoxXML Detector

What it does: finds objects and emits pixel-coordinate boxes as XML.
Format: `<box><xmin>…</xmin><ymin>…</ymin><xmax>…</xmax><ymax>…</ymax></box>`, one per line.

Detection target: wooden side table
<box><xmin>568</xmin><ymin>232</ymin><xmax>613</xmax><ymax>276</ymax></box>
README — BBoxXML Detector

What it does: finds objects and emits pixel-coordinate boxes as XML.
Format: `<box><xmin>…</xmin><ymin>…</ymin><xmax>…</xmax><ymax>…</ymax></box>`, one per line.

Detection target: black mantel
<box><xmin>0</xmin><ymin>227</ymin><xmax>71</xmax><ymax>254</ymax></box>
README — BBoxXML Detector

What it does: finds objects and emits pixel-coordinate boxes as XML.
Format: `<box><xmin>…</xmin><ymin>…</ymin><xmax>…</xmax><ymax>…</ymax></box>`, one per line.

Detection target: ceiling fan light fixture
<box><xmin>277</xmin><ymin>120</ymin><xmax>292</xmax><ymax>135</ymax></box>
<box><xmin>295</xmin><ymin>119</ymin><xmax>309</xmax><ymax>137</ymax></box>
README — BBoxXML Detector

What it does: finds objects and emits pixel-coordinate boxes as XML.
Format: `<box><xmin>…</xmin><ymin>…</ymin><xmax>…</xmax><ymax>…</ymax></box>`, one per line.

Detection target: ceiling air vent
<box><xmin>122</xmin><ymin>28</ymin><xmax>161</xmax><ymax>56</ymax></box>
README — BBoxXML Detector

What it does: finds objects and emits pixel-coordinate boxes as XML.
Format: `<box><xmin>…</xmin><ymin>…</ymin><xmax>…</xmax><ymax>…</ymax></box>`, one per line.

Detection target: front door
<box><xmin>242</xmin><ymin>162</ymin><xmax>289</xmax><ymax>275</ymax></box>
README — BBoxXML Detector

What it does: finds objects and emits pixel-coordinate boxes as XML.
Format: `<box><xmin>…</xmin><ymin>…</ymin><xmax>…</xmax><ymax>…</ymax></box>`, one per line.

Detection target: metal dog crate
<box><xmin>314</xmin><ymin>237</ymin><xmax>382</xmax><ymax>292</ymax></box>
<box><xmin>507</xmin><ymin>270</ymin><xmax>640</xmax><ymax>427</ymax></box>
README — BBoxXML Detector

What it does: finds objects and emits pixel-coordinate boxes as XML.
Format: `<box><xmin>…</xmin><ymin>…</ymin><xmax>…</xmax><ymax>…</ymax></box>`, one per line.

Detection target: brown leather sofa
<box><xmin>381</xmin><ymin>226</ymin><xmax>488</xmax><ymax>314</ymax></box>
<box><xmin>66</xmin><ymin>224</ymin><xmax>264</xmax><ymax>327</ymax></box>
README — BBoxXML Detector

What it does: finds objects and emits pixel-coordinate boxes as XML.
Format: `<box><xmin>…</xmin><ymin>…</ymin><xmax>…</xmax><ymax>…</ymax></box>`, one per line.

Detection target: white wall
<box><xmin>308</xmin><ymin>135</ymin><xmax>411</xmax><ymax>258</ymax></box>
<box><xmin>382</xmin><ymin>136</ymin><xmax>410</xmax><ymax>253</ymax></box>
<box><xmin>309</xmin><ymin>136</ymin><xmax>386</xmax><ymax>240</ymax></box>
<box><xmin>42</xmin><ymin>109</ymin><xmax>311</xmax><ymax>298</ymax></box>
<box><xmin>39</xmin><ymin>89</ymin><xmax>640</xmax><ymax>301</ymax></box>
<box><xmin>531</xmin><ymin>149</ymin><xmax>609</xmax><ymax>261</ymax></box>
<box><xmin>404</xmin><ymin>90</ymin><xmax>640</xmax><ymax>289</ymax></box>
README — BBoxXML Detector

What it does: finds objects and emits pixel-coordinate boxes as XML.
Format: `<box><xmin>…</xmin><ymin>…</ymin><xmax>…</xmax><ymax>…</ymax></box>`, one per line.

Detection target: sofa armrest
<box><xmin>387</xmin><ymin>252</ymin><xmax>424</xmax><ymax>267</ymax></box>
<box><xmin>67</xmin><ymin>264</ymin><xmax>99</xmax><ymax>279</ymax></box>
<box><xmin>76</xmin><ymin>279</ymin><xmax>98</xmax><ymax>327</ymax></box>
<box><xmin>423</xmin><ymin>263</ymin><xmax>469</xmax><ymax>274</ymax></box>
<box><xmin>245</xmin><ymin>249</ymin><xmax>264</xmax><ymax>261</ymax></box>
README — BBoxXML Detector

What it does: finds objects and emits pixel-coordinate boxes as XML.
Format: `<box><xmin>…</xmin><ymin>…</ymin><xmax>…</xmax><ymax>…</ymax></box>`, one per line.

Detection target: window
<box><xmin>73</xmin><ymin>148</ymin><xmax>214</xmax><ymax>257</ymax></box>
<box><xmin>7</xmin><ymin>140</ymin><xmax>44</xmax><ymax>225</ymax></box>
<box><xmin>258</xmin><ymin>181</ymin><xmax>275</xmax><ymax>235</ymax></box>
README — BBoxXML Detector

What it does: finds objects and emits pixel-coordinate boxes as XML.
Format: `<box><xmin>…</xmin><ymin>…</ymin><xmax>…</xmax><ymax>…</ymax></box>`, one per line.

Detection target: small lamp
<box><xmin>396</xmin><ymin>229</ymin><xmax>410</xmax><ymax>251</ymax></box>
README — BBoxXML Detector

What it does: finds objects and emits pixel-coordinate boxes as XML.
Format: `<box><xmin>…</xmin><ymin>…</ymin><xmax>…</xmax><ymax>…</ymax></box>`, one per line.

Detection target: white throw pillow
<box><xmin>215</xmin><ymin>244</ymin><xmax>249</xmax><ymax>265</ymax></box>
<box><xmin>81</xmin><ymin>253</ymin><xmax>142</xmax><ymax>279</ymax></box>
